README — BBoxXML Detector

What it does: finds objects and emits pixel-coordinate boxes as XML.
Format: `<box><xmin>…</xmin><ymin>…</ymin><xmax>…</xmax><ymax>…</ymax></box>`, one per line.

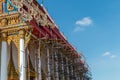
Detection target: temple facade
<box><xmin>0</xmin><ymin>0</ymin><xmax>91</xmax><ymax>80</ymax></box>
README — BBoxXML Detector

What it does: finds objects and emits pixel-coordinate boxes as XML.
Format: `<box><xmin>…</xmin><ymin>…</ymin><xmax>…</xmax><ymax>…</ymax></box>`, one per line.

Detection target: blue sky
<box><xmin>38</xmin><ymin>0</ymin><xmax>120</xmax><ymax>80</ymax></box>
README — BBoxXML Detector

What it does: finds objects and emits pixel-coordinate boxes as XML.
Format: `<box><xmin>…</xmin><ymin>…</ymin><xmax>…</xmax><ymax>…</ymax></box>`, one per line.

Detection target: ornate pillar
<box><xmin>0</xmin><ymin>33</ymin><xmax>8</xmax><ymax>80</ymax></box>
<box><xmin>19</xmin><ymin>30</ymin><xmax>26</xmax><ymax>80</ymax></box>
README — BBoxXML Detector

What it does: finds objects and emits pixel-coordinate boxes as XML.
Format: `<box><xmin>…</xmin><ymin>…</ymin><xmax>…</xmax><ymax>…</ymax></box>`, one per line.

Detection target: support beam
<box><xmin>0</xmin><ymin>33</ymin><xmax>8</xmax><ymax>80</ymax></box>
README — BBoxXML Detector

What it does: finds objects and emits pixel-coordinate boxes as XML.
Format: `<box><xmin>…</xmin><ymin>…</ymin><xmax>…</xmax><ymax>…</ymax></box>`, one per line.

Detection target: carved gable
<box><xmin>0</xmin><ymin>0</ymin><xmax>18</xmax><ymax>14</ymax></box>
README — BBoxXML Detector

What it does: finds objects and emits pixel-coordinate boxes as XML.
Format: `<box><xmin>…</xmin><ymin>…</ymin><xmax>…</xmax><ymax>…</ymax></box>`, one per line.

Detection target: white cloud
<box><xmin>102</xmin><ymin>51</ymin><xmax>117</xmax><ymax>59</ymax></box>
<box><xmin>76</xmin><ymin>17</ymin><xmax>93</xmax><ymax>26</ymax></box>
<box><xmin>73</xmin><ymin>17</ymin><xmax>93</xmax><ymax>32</ymax></box>
<box><xmin>73</xmin><ymin>26</ymin><xmax>84</xmax><ymax>32</ymax></box>
<box><xmin>73</xmin><ymin>26</ymin><xmax>80</xmax><ymax>32</ymax></box>
<box><xmin>103</xmin><ymin>52</ymin><xmax>111</xmax><ymax>56</ymax></box>
<box><xmin>110</xmin><ymin>55</ymin><xmax>117</xmax><ymax>59</ymax></box>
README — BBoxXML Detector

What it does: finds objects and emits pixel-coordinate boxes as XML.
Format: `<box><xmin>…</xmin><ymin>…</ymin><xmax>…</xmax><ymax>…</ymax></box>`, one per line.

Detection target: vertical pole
<box><xmin>27</xmin><ymin>48</ymin><xmax>30</xmax><ymax>80</ymax></box>
<box><xmin>54</xmin><ymin>51</ymin><xmax>59</xmax><ymax>80</ymax></box>
<box><xmin>38</xmin><ymin>40</ymin><xmax>41</xmax><ymax>80</ymax></box>
<box><xmin>51</xmin><ymin>48</ymin><xmax>55</xmax><ymax>79</ymax></box>
<box><xmin>71</xmin><ymin>57</ymin><xmax>76</xmax><ymax>80</ymax></box>
<box><xmin>0</xmin><ymin>33</ymin><xmax>8</xmax><ymax>80</ymax></box>
<box><xmin>47</xmin><ymin>47</ymin><xmax>51</xmax><ymax>80</ymax></box>
<box><xmin>61</xmin><ymin>53</ymin><xmax>65</xmax><ymax>80</ymax></box>
<box><xmin>70</xmin><ymin>54</ymin><xmax>74</xmax><ymax>80</ymax></box>
<box><xmin>0</xmin><ymin>38</ymin><xmax>1</xmax><ymax>79</ymax></box>
<box><xmin>19</xmin><ymin>30</ymin><xmax>26</xmax><ymax>80</ymax></box>
<box><xmin>74</xmin><ymin>67</ymin><xmax>78</xmax><ymax>80</ymax></box>
<box><xmin>35</xmin><ymin>45</ymin><xmax>38</xmax><ymax>80</ymax></box>
<box><xmin>66</xmin><ymin>57</ymin><xmax>70</xmax><ymax>80</ymax></box>
<box><xmin>75</xmin><ymin>58</ymin><xmax>79</xmax><ymax>80</ymax></box>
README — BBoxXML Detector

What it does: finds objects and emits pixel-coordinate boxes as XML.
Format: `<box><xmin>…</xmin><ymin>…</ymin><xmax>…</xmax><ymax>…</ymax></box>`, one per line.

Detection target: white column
<box><xmin>19</xmin><ymin>30</ymin><xmax>26</xmax><ymax>80</ymax></box>
<box><xmin>0</xmin><ymin>40</ymin><xmax>8</xmax><ymax>80</ymax></box>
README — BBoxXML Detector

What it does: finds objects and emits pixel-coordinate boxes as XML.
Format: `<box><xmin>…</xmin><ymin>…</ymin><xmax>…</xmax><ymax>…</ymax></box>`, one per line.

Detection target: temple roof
<box><xmin>0</xmin><ymin>0</ymin><xmax>85</xmax><ymax>64</ymax></box>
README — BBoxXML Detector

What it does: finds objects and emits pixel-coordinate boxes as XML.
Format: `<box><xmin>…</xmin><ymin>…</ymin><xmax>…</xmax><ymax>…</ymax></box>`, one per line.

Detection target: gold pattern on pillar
<box><xmin>24</xmin><ymin>32</ymin><xmax>32</xmax><ymax>49</ymax></box>
<box><xmin>2</xmin><ymin>32</ymin><xmax>7</xmax><ymax>41</ymax></box>
<box><xmin>7</xmin><ymin>35</ymin><xmax>20</xmax><ymax>49</ymax></box>
<box><xmin>8</xmin><ymin>42</ymin><xmax>18</xmax><ymax>80</ymax></box>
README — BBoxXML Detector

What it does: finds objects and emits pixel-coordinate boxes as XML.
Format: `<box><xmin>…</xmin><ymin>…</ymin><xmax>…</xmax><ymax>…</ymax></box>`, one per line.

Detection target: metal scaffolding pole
<box><xmin>47</xmin><ymin>47</ymin><xmax>51</xmax><ymax>80</ymax></box>
<box><xmin>74</xmin><ymin>63</ymin><xmax>79</xmax><ymax>80</ymax></box>
<box><xmin>51</xmin><ymin>49</ymin><xmax>55</xmax><ymax>80</ymax></box>
<box><xmin>54</xmin><ymin>51</ymin><xmax>59</xmax><ymax>80</ymax></box>
<box><xmin>35</xmin><ymin>47</ymin><xmax>38</xmax><ymax>80</ymax></box>
<box><xmin>66</xmin><ymin>57</ymin><xmax>70</xmax><ymax>80</ymax></box>
<box><xmin>71</xmin><ymin>60</ymin><xmax>74</xmax><ymax>80</ymax></box>
<box><xmin>37</xmin><ymin>40</ymin><xmax>42</xmax><ymax>80</ymax></box>
<box><xmin>61</xmin><ymin>52</ymin><xmax>65</xmax><ymax>80</ymax></box>
<box><xmin>72</xmin><ymin>57</ymin><xmax>76</xmax><ymax>80</ymax></box>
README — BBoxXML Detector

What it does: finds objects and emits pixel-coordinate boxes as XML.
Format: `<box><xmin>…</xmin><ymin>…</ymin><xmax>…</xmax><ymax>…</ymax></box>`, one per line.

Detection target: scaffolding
<box><xmin>0</xmin><ymin>0</ymin><xmax>92</xmax><ymax>80</ymax></box>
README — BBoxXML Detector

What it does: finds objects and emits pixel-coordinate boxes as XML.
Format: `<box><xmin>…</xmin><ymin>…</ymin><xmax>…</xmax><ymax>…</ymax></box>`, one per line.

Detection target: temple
<box><xmin>0</xmin><ymin>0</ymin><xmax>91</xmax><ymax>80</ymax></box>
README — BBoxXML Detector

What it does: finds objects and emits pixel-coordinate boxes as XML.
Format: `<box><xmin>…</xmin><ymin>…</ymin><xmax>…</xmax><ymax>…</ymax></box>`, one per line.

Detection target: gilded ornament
<box><xmin>0</xmin><ymin>18</ymin><xmax>7</xmax><ymax>27</ymax></box>
<box><xmin>7</xmin><ymin>35</ymin><xmax>20</xmax><ymax>49</ymax></box>
<box><xmin>8</xmin><ymin>3</ymin><xmax>14</xmax><ymax>11</ymax></box>
<box><xmin>10</xmin><ymin>18</ymin><xmax>19</xmax><ymax>25</ymax></box>
<box><xmin>0</xmin><ymin>3</ymin><xmax>2</xmax><ymax>14</ymax></box>
<box><xmin>25</xmin><ymin>32</ymin><xmax>31</xmax><ymax>48</ymax></box>
<box><xmin>0</xmin><ymin>0</ymin><xmax>5</xmax><ymax>14</ymax></box>
<box><xmin>0</xmin><ymin>0</ymin><xmax>5</xmax><ymax>2</ymax></box>
<box><xmin>1</xmin><ymin>32</ymin><xmax>7</xmax><ymax>41</ymax></box>
<box><xmin>0</xmin><ymin>13</ymin><xmax>20</xmax><ymax>27</ymax></box>
<box><xmin>19</xmin><ymin>29</ymin><xmax>25</xmax><ymax>38</ymax></box>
